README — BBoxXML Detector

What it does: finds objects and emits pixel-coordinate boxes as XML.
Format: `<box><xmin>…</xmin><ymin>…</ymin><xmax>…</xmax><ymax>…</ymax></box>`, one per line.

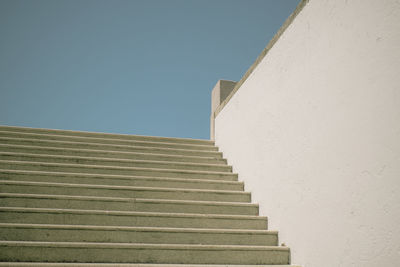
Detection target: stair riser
<box><xmin>0</xmin><ymin>126</ymin><xmax>214</xmax><ymax>145</ymax></box>
<box><xmin>0</xmin><ymin>245</ymin><xmax>289</xmax><ymax>264</ymax></box>
<box><xmin>0</xmin><ymin>228</ymin><xmax>277</xmax><ymax>246</ymax></box>
<box><xmin>0</xmin><ymin>138</ymin><xmax>222</xmax><ymax>158</ymax></box>
<box><xmin>0</xmin><ymin>211</ymin><xmax>267</xmax><ymax>229</ymax></box>
<box><xmin>0</xmin><ymin>154</ymin><xmax>231</xmax><ymax>172</ymax></box>
<box><xmin>0</xmin><ymin>161</ymin><xmax>238</xmax><ymax>181</ymax></box>
<box><xmin>0</xmin><ymin>197</ymin><xmax>258</xmax><ymax>215</ymax></box>
<box><xmin>0</xmin><ymin>131</ymin><xmax>218</xmax><ymax>151</ymax></box>
<box><xmin>0</xmin><ymin>184</ymin><xmax>250</xmax><ymax>202</ymax></box>
<box><xmin>0</xmin><ymin>171</ymin><xmax>244</xmax><ymax>191</ymax></box>
<box><xmin>0</xmin><ymin>144</ymin><xmax>227</xmax><ymax>165</ymax></box>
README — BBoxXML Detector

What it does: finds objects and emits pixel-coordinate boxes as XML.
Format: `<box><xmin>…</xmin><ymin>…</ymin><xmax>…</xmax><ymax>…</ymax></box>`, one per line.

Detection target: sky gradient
<box><xmin>0</xmin><ymin>0</ymin><xmax>300</xmax><ymax>139</ymax></box>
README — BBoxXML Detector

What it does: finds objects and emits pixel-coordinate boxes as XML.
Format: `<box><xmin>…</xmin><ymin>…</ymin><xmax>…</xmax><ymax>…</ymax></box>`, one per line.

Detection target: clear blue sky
<box><xmin>0</xmin><ymin>0</ymin><xmax>299</xmax><ymax>139</ymax></box>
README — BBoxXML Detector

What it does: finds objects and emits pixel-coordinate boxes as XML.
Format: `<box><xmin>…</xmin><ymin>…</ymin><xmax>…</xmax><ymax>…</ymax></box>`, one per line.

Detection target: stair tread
<box><xmin>0</xmin><ymin>223</ymin><xmax>275</xmax><ymax>234</ymax></box>
<box><xmin>0</xmin><ymin>206</ymin><xmax>266</xmax><ymax>220</ymax></box>
<box><xmin>0</xmin><ymin>264</ymin><xmax>299</xmax><ymax>267</ymax></box>
<box><xmin>0</xmin><ymin>151</ymin><xmax>231</xmax><ymax>169</ymax></box>
<box><xmin>0</xmin><ymin>264</ymin><xmax>300</xmax><ymax>267</ymax></box>
<box><xmin>0</xmin><ymin>169</ymin><xmax>242</xmax><ymax>186</ymax></box>
<box><xmin>0</xmin><ymin>240</ymin><xmax>287</xmax><ymax>250</ymax></box>
<box><xmin>0</xmin><ymin>160</ymin><xmax>236</xmax><ymax>176</ymax></box>
<box><xmin>0</xmin><ymin>193</ymin><xmax>258</xmax><ymax>207</ymax></box>
<box><xmin>0</xmin><ymin>136</ymin><xmax>219</xmax><ymax>154</ymax></box>
<box><xmin>0</xmin><ymin>130</ymin><xmax>216</xmax><ymax>149</ymax></box>
<box><xmin>0</xmin><ymin>143</ymin><xmax>225</xmax><ymax>162</ymax></box>
<box><xmin>0</xmin><ymin>180</ymin><xmax>247</xmax><ymax>196</ymax></box>
<box><xmin>0</xmin><ymin>126</ymin><xmax>214</xmax><ymax>145</ymax></box>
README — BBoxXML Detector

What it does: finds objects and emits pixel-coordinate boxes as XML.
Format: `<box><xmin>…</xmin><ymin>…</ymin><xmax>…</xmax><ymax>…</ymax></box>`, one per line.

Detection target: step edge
<box><xmin>0</xmin><ymin>240</ymin><xmax>289</xmax><ymax>251</ymax></box>
<box><xmin>0</xmin><ymin>169</ymin><xmax>243</xmax><ymax>185</ymax></box>
<box><xmin>0</xmin><ymin>125</ymin><xmax>214</xmax><ymax>144</ymax></box>
<box><xmin>0</xmin><ymin>223</ymin><xmax>276</xmax><ymax>234</ymax></box>
<box><xmin>0</xmin><ymin>151</ymin><xmax>231</xmax><ymax>169</ymax></box>
<box><xmin>0</xmin><ymin>193</ymin><xmax>258</xmax><ymax>207</ymax></box>
<box><xmin>0</xmin><ymin>160</ymin><xmax>237</xmax><ymax>176</ymax></box>
<box><xmin>0</xmin><ymin>180</ymin><xmax>248</xmax><ymax>195</ymax></box>
<box><xmin>0</xmin><ymin>136</ymin><xmax>222</xmax><ymax>155</ymax></box>
<box><xmin>0</xmin><ymin>130</ymin><xmax>216</xmax><ymax>150</ymax></box>
<box><xmin>0</xmin><ymin>207</ymin><xmax>267</xmax><ymax>220</ymax></box>
<box><xmin>0</xmin><ymin>143</ymin><xmax>226</xmax><ymax>162</ymax></box>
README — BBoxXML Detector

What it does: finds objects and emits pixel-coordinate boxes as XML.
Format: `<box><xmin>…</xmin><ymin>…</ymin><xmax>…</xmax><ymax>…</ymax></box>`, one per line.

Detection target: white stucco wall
<box><xmin>214</xmin><ymin>0</ymin><xmax>400</xmax><ymax>266</ymax></box>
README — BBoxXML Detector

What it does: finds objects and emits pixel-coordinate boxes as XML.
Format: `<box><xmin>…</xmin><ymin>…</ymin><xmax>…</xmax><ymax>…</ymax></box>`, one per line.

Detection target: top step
<box><xmin>0</xmin><ymin>126</ymin><xmax>214</xmax><ymax>146</ymax></box>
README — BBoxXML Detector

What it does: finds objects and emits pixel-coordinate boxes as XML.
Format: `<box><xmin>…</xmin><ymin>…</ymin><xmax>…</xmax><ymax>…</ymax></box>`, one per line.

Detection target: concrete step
<box><xmin>0</xmin><ymin>180</ymin><xmax>251</xmax><ymax>203</ymax></box>
<box><xmin>0</xmin><ymin>264</ymin><xmax>300</xmax><ymax>267</ymax></box>
<box><xmin>0</xmin><ymin>169</ymin><xmax>244</xmax><ymax>191</ymax></box>
<box><xmin>0</xmin><ymin>136</ymin><xmax>223</xmax><ymax>158</ymax></box>
<box><xmin>0</xmin><ymin>160</ymin><xmax>238</xmax><ymax>181</ymax></box>
<box><xmin>0</xmin><ymin>207</ymin><xmax>268</xmax><ymax>229</ymax></box>
<box><xmin>0</xmin><ymin>193</ymin><xmax>259</xmax><ymax>215</ymax></box>
<box><xmin>0</xmin><ymin>241</ymin><xmax>290</xmax><ymax>264</ymax></box>
<box><xmin>0</xmin><ymin>125</ymin><xmax>214</xmax><ymax>146</ymax></box>
<box><xmin>0</xmin><ymin>130</ymin><xmax>218</xmax><ymax>151</ymax></box>
<box><xmin>0</xmin><ymin>143</ymin><xmax>227</xmax><ymax>164</ymax></box>
<box><xmin>0</xmin><ymin>223</ymin><xmax>277</xmax><ymax>246</ymax></box>
<box><xmin>0</xmin><ymin>152</ymin><xmax>232</xmax><ymax>172</ymax></box>
<box><xmin>0</xmin><ymin>126</ymin><xmax>294</xmax><ymax>266</ymax></box>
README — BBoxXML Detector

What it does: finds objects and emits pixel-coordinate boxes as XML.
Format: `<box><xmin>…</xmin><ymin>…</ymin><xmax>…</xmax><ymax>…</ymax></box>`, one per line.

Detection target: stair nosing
<box><xmin>0</xmin><ymin>136</ymin><xmax>222</xmax><ymax>156</ymax></box>
<box><xmin>0</xmin><ymin>192</ymin><xmax>258</xmax><ymax>207</ymax></box>
<box><xmin>0</xmin><ymin>151</ymin><xmax>231</xmax><ymax>169</ymax></box>
<box><xmin>0</xmin><ymin>179</ymin><xmax>250</xmax><ymax>197</ymax></box>
<box><xmin>0</xmin><ymin>223</ymin><xmax>275</xmax><ymax>234</ymax></box>
<box><xmin>0</xmin><ymin>160</ymin><xmax>237</xmax><ymax>177</ymax></box>
<box><xmin>0</xmin><ymin>240</ymin><xmax>288</xmax><ymax>251</ymax></box>
<box><xmin>0</xmin><ymin>143</ymin><xmax>225</xmax><ymax>162</ymax></box>
<box><xmin>0</xmin><ymin>131</ymin><xmax>216</xmax><ymax>150</ymax></box>
<box><xmin>0</xmin><ymin>169</ymin><xmax>243</xmax><ymax>186</ymax></box>
<box><xmin>0</xmin><ymin>125</ymin><xmax>214</xmax><ymax>145</ymax></box>
<box><xmin>0</xmin><ymin>207</ymin><xmax>267</xmax><ymax>220</ymax></box>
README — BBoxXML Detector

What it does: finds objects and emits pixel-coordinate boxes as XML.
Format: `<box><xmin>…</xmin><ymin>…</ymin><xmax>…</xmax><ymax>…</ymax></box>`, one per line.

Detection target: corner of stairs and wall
<box><xmin>0</xmin><ymin>125</ymin><xmax>300</xmax><ymax>266</ymax></box>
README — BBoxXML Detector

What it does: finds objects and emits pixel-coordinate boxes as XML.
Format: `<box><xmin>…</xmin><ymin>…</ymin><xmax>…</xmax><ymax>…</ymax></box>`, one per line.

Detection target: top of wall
<box><xmin>214</xmin><ymin>0</ymin><xmax>309</xmax><ymax>117</ymax></box>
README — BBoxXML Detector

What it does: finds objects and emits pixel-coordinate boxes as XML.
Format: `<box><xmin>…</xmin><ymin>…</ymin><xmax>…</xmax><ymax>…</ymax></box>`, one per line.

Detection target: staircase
<box><xmin>0</xmin><ymin>125</ymin><xmax>298</xmax><ymax>266</ymax></box>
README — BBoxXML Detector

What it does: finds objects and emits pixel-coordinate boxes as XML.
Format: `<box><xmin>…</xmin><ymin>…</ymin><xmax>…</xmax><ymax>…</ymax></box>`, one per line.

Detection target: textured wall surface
<box><xmin>214</xmin><ymin>0</ymin><xmax>400</xmax><ymax>266</ymax></box>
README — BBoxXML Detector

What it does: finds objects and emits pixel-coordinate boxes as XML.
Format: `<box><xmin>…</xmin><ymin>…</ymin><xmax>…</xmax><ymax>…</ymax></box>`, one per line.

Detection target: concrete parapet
<box><xmin>210</xmin><ymin>80</ymin><xmax>237</xmax><ymax>140</ymax></box>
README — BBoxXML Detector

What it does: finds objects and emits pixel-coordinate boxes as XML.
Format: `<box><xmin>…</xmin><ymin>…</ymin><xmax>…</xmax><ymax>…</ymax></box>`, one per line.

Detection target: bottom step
<box><xmin>0</xmin><ymin>264</ymin><xmax>301</xmax><ymax>267</ymax></box>
<box><xmin>0</xmin><ymin>241</ymin><xmax>290</xmax><ymax>265</ymax></box>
